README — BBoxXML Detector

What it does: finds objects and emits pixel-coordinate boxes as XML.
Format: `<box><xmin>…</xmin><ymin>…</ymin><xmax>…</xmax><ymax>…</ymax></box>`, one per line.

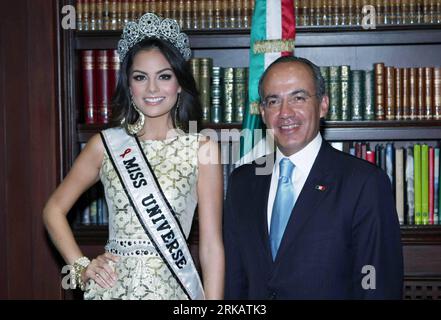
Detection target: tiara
<box><xmin>117</xmin><ymin>13</ymin><xmax>191</xmax><ymax>62</ymax></box>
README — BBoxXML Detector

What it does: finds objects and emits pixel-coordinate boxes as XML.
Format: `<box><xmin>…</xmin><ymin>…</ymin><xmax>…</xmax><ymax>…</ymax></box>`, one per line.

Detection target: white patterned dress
<box><xmin>84</xmin><ymin>132</ymin><xmax>200</xmax><ymax>300</ymax></box>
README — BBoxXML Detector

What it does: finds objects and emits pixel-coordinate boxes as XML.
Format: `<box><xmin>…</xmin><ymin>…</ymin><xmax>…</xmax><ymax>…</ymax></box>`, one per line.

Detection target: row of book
<box><xmin>81</xmin><ymin>50</ymin><xmax>120</xmax><ymax>124</ymax></box>
<box><xmin>332</xmin><ymin>141</ymin><xmax>441</xmax><ymax>225</ymax></box>
<box><xmin>322</xmin><ymin>64</ymin><xmax>441</xmax><ymax>121</ymax></box>
<box><xmin>80</xmin><ymin>51</ymin><xmax>441</xmax><ymax>124</ymax></box>
<box><xmin>189</xmin><ymin>58</ymin><xmax>248</xmax><ymax>124</ymax></box>
<box><xmin>78</xmin><ymin>182</ymin><xmax>109</xmax><ymax>226</ymax></box>
<box><xmin>76</xmin><ymin>0</ymin><xmax>254</xmax><ymax>31</ymax></box>
<box><xmin>296</xmin><ymin>0</ymin><xmax>441</xmax><ymax>27</ymax></box>
<box><xmin>75</xmin><ymin>0</ymin><xmax>441</xmax><ymax>32</ymax></box>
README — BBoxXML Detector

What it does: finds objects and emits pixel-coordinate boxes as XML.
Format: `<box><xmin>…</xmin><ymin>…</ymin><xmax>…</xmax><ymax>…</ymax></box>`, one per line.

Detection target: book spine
<box><xmin>198</xmin><ymin>0</ymin><xmax>206</xmax><ymax>29</ymax></box>
<box><xmin>386</xmin><ymin>143</ymin><xmax>394</xmax><ymax>186</ymax></box>
<box><xmin>96</xmin><ymin>50</ymin><xmax>109</xmax><ymax>124</ymax></box>
<box><xmin>364</xmin><ymin>70</ymin><xmax>375</xmax><ymax>120</ymax></box>
<box><xmin>385</xmin><ymin>66</ymin><xmax>395</xmax><ymax>120</ymax></box>
<box><xmin>341</xmin><ymin>65</ymin><xmax>351</xmax><ymax>121</ymax></box>
<box><xmin>394</xmin><ymin>0</ymin><xmax>401</xmax><ymax>24</ymax></box>
<box><xmin>189</xmin><ymin>58</ymin><xmax>201</xmax><ymax>90</ymax></box>
<box><xmin>234</xmin><ymin>67</ymin><xmax>247</xmax><ymax>123</ymax></box>
<box><xmin>320</xmin><ymin>66</ymin><xmax>330</xmax><ymax>101</ymax></box>
<box><xmin>425</xmin><ymin>67</ymin><xmax>433</xmax><ymax>119</ymax></box>
<box><xmin>83</xmin><ymin>0</ymin><xmax>90</xmax><ymax>30</ymax></box>
<box><xmin>376</xmin><ymin>0</ymin><xmax>384</xmax><ymax>25</ymax></box>
<box><xmin>129</xmin><ymin>0</ymin><xmax>137</xmax><ymax>21</ymax></box>
<box><xmin>163</xmin><ymin>1</ymin><xmax>171</xmax><ymax>19</ymax></box>
<box><xmin>350</xmin><ymin>70</ymin><xmax>363</xmax><ymax>121</ymax></box>
<box><xmin>77</xmin><ymin>0</ymin><xmax>84</xmax><ymax>30</ymax></box>
<box><xmin>434</xmin><ymin>67</ymin><xmax>441</xmax><ymax>119</ymax></box>
<box><xmin>401</xmin><ymin>0</ymin><xmax>409</xmax><ymax>24</ymax></box>
<box><xmin>374</xmin><ymin>63</ymin><xmax>385</xmax><ymax>120</ymax></box>
<box><xmin>366</xmin><ymin>150</ymin><xmax>375</xmax><ymax>164</ymax></box>
<box><xmin>417</xmin><ymin>67</ymin><xmax>426</xmax><ymax>120</ymax></box>
<box><xmin>211</xmin><ymin>66</ymin><xmax>222</xmax><ymax>123</ymax></box>
<box><xmin>81</xmin><ymin>50</ymin><xmax>96</xmax><ymax>124</ymax></box>
<box><xmin>222</xmin><ymin>67</ymin><xmax>234</xmax><ymax>123</ymax></box>
<box><xmin>414</xmin><ymin>144</ymin><xmax>422</xmax><ymax>225</ymax></box>
<box><xmin>192</xmin><ymin>0</ymin><xmax>199</xmax><ymax>29</ymax></box>
<box><xmin>409</xmin><ymin>67</ymin><xmax>418</xmax><ymax>120</ymax></box>
<box><xmin>200</xmin><ymin>58</ymin><xmax>213</xmax><ymax>124</ymax></box>
<box><xmin>89</xmin><ymin>0</ymin><xmax>97</xmax><ymax>30</ymax></box>
<box><xmin>396</xmin><ymin>148</ymin><xmax>404</xmax><ymax>224</ymax></box>
<box><xmin>406</xmin><ymin>146</ymin><xmax>415</xmax><ymax>225</ymax></box>
<box><xmin>109</xmin><ymin>0</ymin><xmax>118</xmax><ymax>30</ymax></box>
<box><xmin>436</xmin><ymin>147</ymin><xmax>441</xmax><ymax>224</ymax></box>
<box><xmin>421</xmin><ymin>144</ymin><xmax>429</xmax><ymax>225</ymax></box>
<box><xmin>206</xmin><ymin>0</ymin><xmax>214</xmax><ymax>29</ymax></box>
<box><xmin>429</xmin><ymin>147</ymin><xmax>435</xmax><ymax>224</ymax></box>
<box><xmin>103</xmin><ymin>0</ymin><xmax>110</xmax><ymax>30</ymax></box>
<box><xmin>328</xmin><ymin>66</ymin><xmax>341</xmax><ymax>121</ymax></box>
<box><xmin>402</xmin><ymin>68</ymin><xmax>410</xmax><ymax>120</ymax></box>
<box><xmin>395</xmin><ymin>68</ymin><xmax>403</xmax><ymax>120</ymax></box>
<box><xmin>214</xmin><ymin>0</ymin><xmax>222</xmax><ymax>29</ymax></box>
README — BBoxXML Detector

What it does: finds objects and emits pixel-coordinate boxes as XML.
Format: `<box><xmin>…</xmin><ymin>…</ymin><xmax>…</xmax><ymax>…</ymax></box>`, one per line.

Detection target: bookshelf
<box><xmin>58</xmin><ymin>1</ymin><xmax>441</xmax><ymax>299</ymax></box>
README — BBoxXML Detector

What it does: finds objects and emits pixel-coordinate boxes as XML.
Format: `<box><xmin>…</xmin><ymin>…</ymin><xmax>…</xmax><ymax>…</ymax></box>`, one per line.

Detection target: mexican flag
<box><xmin>239</xmin><ymin>0</ymin><xmax>296</xmax><ymax>165</ymax></box>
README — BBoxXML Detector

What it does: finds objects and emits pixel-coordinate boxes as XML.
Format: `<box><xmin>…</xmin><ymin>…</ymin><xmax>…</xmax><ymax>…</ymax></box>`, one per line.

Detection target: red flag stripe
<box><xmin>281</xmin><ymin>0</ymin><xmax>295</xmax><ymax>56</ymax></box>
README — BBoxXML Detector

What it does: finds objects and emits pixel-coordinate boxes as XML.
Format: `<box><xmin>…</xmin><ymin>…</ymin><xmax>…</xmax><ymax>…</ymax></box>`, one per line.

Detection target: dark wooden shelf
<box><xmin>77</xmin><ymin>121</ymin><xmax>441</xmax><ymax>143</ymax></box>
<box><xmin>322</xmin><ymin>120</ymin><xmax>441</xmax><ymax>141</ymax></box>
<box><xmin>401</xmin><ymin>226</ymin><xmax>441</xmax><ymax>245</ymax></box>
<box><xmin>73</xmin><ymin>224</ymin><xmax>441</xmax><ymax>245</ymax></box>
<box><xmin>74</xmin><ymin>24</ymin><xmax>441</xmax><ymax>50</ymax></box>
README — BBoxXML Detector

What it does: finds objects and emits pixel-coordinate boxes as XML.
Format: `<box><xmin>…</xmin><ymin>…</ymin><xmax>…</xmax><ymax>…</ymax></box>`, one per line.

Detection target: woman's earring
<box><xmin>127</xmin><ymin>98</ymin><xmax>145</xmax><ymax>135</ymax></box>
<box><xmin>174</xmin><ymin>94</ymin><xmax>182</xmax><ymax>129</ymax></box>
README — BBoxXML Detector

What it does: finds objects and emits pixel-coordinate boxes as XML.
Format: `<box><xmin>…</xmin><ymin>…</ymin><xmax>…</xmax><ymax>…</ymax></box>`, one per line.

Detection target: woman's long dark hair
<box><xmin>110</xmin><ymin>38</ymin><xmax>202</xmax><ymax>133</ymax></box>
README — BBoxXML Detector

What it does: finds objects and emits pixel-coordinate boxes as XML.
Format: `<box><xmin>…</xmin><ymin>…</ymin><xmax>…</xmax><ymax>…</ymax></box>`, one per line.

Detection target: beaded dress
<box><xmin>84</xmin><ymin>132</ymin><xmax>200</xmax><ymax>300</ymax></box>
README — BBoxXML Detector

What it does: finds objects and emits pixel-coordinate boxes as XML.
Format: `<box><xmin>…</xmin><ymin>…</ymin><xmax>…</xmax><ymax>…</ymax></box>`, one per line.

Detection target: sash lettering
<box><xmin>101</xmin><ymin>128</ymin><xmax>205</xmax><ymax>300</ymax></box>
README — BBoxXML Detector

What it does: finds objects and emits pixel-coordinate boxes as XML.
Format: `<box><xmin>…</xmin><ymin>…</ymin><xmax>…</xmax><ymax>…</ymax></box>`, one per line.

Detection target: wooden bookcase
<box><xmin>58</xmin><ymin>1</ymin><xmax>441</xmax><ymax>299</ymax></box>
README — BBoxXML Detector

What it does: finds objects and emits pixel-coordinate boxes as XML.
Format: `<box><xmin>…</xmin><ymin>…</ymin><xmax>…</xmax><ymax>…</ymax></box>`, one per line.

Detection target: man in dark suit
<box><xmin>224</xmin><ymin>56</ymin><xmax>403</xmax><ymax>299</ymax></box>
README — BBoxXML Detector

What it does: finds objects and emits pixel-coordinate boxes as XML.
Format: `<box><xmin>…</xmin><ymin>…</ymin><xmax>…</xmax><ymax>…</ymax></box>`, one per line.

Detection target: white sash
<box><xmin>101</xmin><ymin>127</ymin><xmax>205</xmax><ymax>300</ymax></box>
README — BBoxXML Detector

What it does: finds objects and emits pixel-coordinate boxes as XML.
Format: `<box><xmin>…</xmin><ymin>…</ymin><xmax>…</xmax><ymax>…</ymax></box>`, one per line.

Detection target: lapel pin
<box><xmin>315</xmin><ymin>185</ymin><xmax>327</xmax><ymax>191</ymax></box>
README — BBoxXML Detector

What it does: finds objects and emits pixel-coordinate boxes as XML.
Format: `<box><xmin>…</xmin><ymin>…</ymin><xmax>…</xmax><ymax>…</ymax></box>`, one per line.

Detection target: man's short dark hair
<box><xmin>258</xmin><ymin>56</ymin><xmax>326</xmax><ymax>103</ymax></box>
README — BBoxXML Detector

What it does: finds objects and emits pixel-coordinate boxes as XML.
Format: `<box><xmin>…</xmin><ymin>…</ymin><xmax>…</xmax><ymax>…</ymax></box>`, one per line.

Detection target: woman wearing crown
<box><xmin>43</xmin><ymin>13</ymin><xmax>224</xmax><ymax>300</ymax></box>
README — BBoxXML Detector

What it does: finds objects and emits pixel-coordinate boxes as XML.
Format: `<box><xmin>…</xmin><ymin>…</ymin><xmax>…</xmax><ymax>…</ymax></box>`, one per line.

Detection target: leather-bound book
<box><xmin>417</xmin><ymin>67</ymin><xmax>426</xmax><ymax>120</ymax></box>
<box><xmin>434</xmin><ymin>67</ymin><xmax>441</xmax><ymax>120</ymax></box>
<box><xmin>409</xmin><ymin>67</ymin><xmax>418</xmax><ymax>120</ymax></box>
<box><xmin>402</xmin><ymin>68</ymin><xmax>410</xmax><ymax>120</ymax></box>
<box><xmin>425</xmin><ymin>67</ymin><xmax>434</xmax><ymax>120</ymax></box>
<box><xmin>81</xmin><ymin>50</ymin><xmax>96</xmax><ymax>124</ymax></box>
<box><xmin>395</xmin><ymin>68</ymin><xmax>403</xmax><ymax>120</ymax></box>
<box><xmin>96</xmin><ymin>50</ymin><xmax>109</xmax><ymax>124</ymax></box>
<box><xmin>385</xmin><ymin>66</ymin><xmax>395</xmax><ymax>120</ymax></box>
<box><xmin>374</xmin><ymin>63</ymin><xmax>385</xmax><ymax>120</ymax></box>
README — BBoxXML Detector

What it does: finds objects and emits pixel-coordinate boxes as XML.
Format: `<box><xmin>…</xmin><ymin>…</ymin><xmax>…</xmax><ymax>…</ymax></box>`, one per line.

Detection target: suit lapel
<box><xmin>250</xmin><ymin>157</ymin><xmax>274</xmax><ymax>261</ymax></box>
<box><xmin>274</xmin><ymin>142</ymin><xmax>334</xmax><ymax>263</ymax></box>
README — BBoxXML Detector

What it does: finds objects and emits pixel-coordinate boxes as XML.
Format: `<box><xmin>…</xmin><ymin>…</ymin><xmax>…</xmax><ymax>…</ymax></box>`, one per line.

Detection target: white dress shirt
<box><xmin>267</xmin><ymin>133</ymin><xmax>323</xmax><ymax>232</ymax></box>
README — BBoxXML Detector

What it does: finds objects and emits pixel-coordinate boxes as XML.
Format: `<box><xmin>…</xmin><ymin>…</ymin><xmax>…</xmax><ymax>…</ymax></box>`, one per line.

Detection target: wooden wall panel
<box><xmin>0</xmin><ymin>0</ymin><xmax>61</xmax><ymax>299</ymax></box>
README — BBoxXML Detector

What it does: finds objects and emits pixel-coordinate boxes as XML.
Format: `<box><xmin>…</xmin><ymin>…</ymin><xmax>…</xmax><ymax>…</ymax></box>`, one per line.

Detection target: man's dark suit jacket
<box><xmin>224</xmin><ymin>141</ymin><xmax>403</xmax><ymax>299</ymax></box>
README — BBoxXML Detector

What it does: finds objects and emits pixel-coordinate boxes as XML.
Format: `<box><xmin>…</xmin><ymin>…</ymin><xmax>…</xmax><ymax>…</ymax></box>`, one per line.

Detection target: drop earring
<box><xmin>127</xmin><ymin>97</ymin><xmax>145</xmax><ymax>135</ymax></box>
<box><xmin>174</xmin><ymin>93</ymin><xmax>182</xmax><ymax>130</ymax></box>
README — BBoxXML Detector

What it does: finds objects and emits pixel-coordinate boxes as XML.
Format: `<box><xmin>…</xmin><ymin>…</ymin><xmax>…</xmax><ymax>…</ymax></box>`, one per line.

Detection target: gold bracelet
<box><xmin>72</xmin><ymin>256</ymin><xmax>90</xmax><ymax>291</ymax></box>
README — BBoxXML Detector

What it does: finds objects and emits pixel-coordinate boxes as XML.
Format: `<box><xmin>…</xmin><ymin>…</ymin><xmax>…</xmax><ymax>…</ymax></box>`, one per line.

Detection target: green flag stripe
<box><xmin>240</xmin><ymin>1</ymin><xmax>267</xmax><ymax>159</ymax></box>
